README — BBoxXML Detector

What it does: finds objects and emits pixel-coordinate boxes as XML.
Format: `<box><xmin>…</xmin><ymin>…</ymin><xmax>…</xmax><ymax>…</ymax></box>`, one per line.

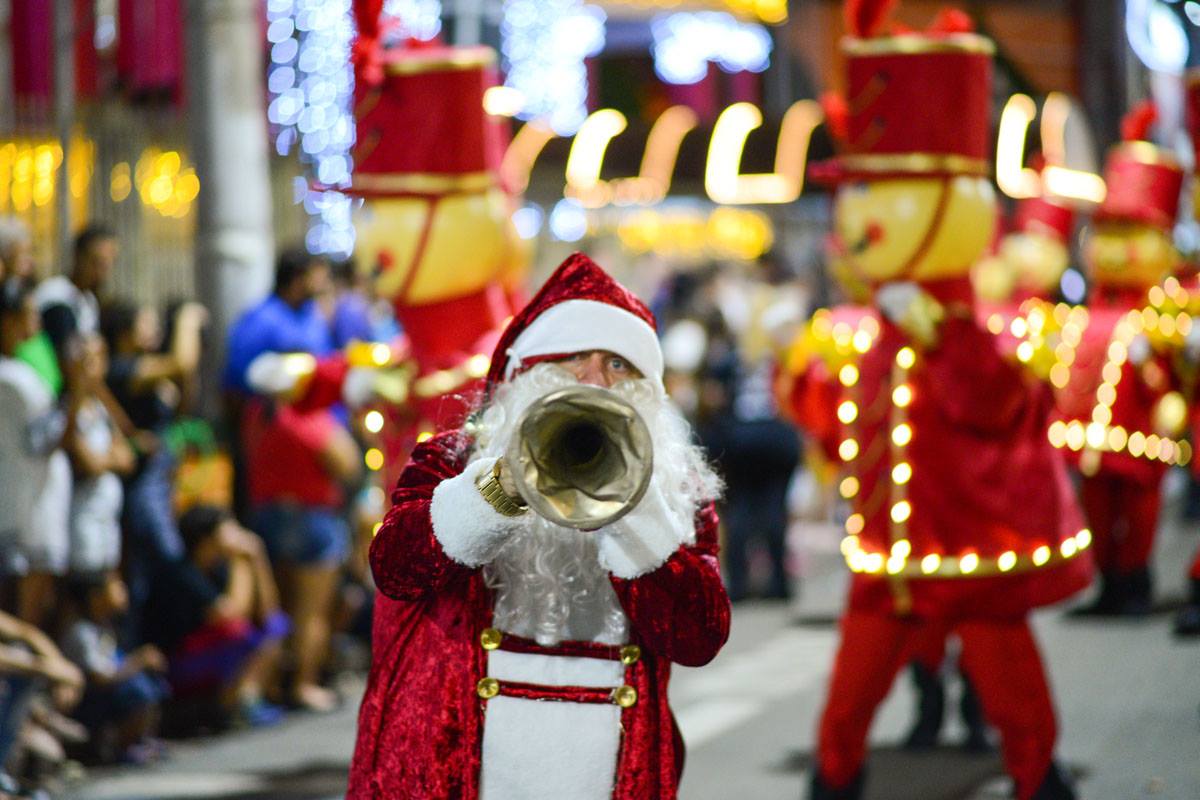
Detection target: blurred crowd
<box><xmin>0</xmin><ymin>222</ymin><xmax>388</xmax><ymax>798</ymax></box>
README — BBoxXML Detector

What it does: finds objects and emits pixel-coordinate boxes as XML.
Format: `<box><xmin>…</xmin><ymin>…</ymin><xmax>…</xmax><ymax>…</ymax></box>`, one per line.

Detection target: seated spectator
<box><xmin>64</xmin><ymin>335</ymin><xmax>134</xmax><ymax>576</ymax></box>
<box><xmin>0</xmin><ymin>277</ymin><xmax>71</xmax><ymax>626</ymax></box>
<box><xmin>59</xmin><ymin>572</ymin><xmax>168</xmax><ymax>765</ymax></box>
<box><xmin>0</xmin><ymin>606</ymin><xmax>83</xmax><ymax>793</ymax></box>
<box><xmin>143</xmin><ymin>506</ymin><xmax>288</xmax><ymax>729</ymax></box>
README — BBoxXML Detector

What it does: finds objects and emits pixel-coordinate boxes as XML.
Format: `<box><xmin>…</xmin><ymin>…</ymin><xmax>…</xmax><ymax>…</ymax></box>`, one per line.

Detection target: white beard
<box><xmin>468</xmin><ymin>363</ymin><xmax>721</xmax><ymax>647</ymax></box>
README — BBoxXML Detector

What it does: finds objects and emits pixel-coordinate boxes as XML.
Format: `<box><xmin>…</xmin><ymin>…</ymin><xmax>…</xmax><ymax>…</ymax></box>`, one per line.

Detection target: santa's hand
<box><xmin>594</xmin><ymin>482</ymin><xmax>692</xmax><ymax>579</ymax></box>
<box><xmin>429</xmin><ymin>457</ymin><xmax>527</xmax><ymax>568</ymax></box>
<box><xmin>875</xmin><ymin>281</ymin><xmax>944</xmax><ymax>347</ymax></box>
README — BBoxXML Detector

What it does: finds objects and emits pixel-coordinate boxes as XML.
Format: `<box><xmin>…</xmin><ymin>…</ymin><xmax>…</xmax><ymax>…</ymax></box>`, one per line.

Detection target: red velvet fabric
<box><xmin>818</xmin><ymin>612</ymin><xmax>1058</xmax><ymax>800</ymax></box>
<box><xmin>846</xmin><ymin>314</ymin><xmax>1091</xmax><ymax>618</ymax></box>
<box><xmin>486</xmin><ymin>253</ymin><xmax>657</xmax><ymax>388</ymax></box>
<box><xmin>347</xmin><ymin>431</ymin><xmax>730</xmax><ymax>799</ymax></box>
<box><xmin>1080</xmin><ymin>474</ymin><xmax>1163</xmax><ymax>573</ymax></box>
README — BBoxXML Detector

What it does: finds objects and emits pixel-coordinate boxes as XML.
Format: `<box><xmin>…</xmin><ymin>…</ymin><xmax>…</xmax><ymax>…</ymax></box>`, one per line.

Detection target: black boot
<box><xmin>1071</xmin><ymin>571</ymin><xmax>1123</xmax><ymax>616</ymax></box>
<box><xmin>959</xmin><ymin>675</ymin><xmax>992</xmax><ymax>753</ymax></box>
<box><xmin>1029</xmin><ymin>761</ymin><xmax>1077</xmax><ymax>800</ymax></box>
<box><xmin>1119</xmin><ymin>567</ymin><xmax>1153</xmax><ymax>616</ymax></box>
<box><xmin>1173</xmin><ymin>578</ymin><xmax>1200</xmax><ymax>637</ymax></box>
<box><xmin>902</xmin><ymin>663</ymin><xmax>945</xmax><ymax>750</ymax></box>
<box><xmin>809</xmin><ymin>768</ymin><xmax>864</xmax><ymax>800</ymax></box>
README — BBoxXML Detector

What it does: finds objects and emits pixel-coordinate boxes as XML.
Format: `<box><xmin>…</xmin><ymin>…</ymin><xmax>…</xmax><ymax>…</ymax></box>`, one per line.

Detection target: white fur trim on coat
<box><xmin>505</xmin><ymin>299</ymin><xmax>663</xmax><ymax>384</ymax></box>
<box><xmin>594</xmin><ymin>482</ymin><xmax>692</xmax><ymax>579</ymax></box>
<box><xmin>429</xmin><ymin>457</ymin><xmax>526</xmax><ymax>568</ymax></box>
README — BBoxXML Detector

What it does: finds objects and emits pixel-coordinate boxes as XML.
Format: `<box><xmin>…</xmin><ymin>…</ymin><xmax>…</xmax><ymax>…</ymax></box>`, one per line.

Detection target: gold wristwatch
<box><xmin>476</xmin><ymin>460</ymin><xmax>528</xmax><ymax>517</ymax></box>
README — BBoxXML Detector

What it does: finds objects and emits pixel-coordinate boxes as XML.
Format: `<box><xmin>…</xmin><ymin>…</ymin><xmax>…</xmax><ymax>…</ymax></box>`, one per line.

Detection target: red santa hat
<box><xmin>487</xmin><ymin>253</ymin><xmax>663</xmax><ymax>387</ymax></box>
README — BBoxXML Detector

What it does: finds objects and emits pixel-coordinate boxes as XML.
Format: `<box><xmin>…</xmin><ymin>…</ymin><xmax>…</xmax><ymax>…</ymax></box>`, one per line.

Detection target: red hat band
<box><xmin>1015</xmin><ymin>196</ymin><xmax>1075</xmax><ymax>243</ymax></box>
<box><xmin>349</xmin><ymin>45</ymin><xmax>506</xmax><ymax>198</ymax></box>
<box><xmin>830</xmin><ymin>33</ymin><xmax>994</xmax><ymax>180</ymax></box>
<box><xmin>1096</xmin><ymin>142</ymin><xmax>1183</xmax><ymax>230</ymax></box>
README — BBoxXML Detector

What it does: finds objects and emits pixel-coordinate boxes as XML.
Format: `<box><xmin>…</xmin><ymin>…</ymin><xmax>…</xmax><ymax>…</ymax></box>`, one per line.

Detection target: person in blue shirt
<box><xmin>222</xmin><ymin>249</ymin><xmax>333</xmax><ymax>396</ymax></box>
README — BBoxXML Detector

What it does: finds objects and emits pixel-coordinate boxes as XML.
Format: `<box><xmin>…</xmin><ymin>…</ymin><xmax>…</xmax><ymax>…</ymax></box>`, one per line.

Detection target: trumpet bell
<box><xmin>506</xmin><ymin>385</ymin><xmax>654</xmax><ymax>529</ymax></box>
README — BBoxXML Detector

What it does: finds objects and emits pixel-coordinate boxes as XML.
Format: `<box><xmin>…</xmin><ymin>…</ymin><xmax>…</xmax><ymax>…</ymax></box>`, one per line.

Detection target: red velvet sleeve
<box><xmin>609</xmin><ymin>502</ymin><xmax>731</xmax><ymax>668</ymax></box>
<box><xmin>923</xmin><ymin>317</ymin><xmax>1033</xmax><ymax>434</ymax></box>
<box><xmin>368</xmin><ymin>431</ymin><xmax>475</xmax><ymax>601</ymax></box>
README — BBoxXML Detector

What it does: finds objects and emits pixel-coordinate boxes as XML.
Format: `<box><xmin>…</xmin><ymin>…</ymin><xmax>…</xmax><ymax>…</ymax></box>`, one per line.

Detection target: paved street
<box><xmin>66</xmin><ymin>500</ymin><xmax>1200</xmax><ymax>800</ymax></box>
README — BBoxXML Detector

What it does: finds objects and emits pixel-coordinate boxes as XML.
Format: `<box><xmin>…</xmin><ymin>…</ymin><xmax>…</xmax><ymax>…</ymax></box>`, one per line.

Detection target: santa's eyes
<box><xmin>608</xmin><ymin>357</ymin><xmax>631</xmax><ymax>372</ymax></box>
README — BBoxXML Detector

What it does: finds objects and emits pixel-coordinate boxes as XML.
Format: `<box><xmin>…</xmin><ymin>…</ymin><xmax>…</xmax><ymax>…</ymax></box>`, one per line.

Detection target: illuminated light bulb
<box><xmin>1047</xmin><ymin>421</ymin><xmax>1068</xmax><ymax>448</ymax></box>
<box><xmin>886</xmin><ymin>557</ymin><xmax>905</xmax><ymax>575</ymax></box>
<box><xmin>1016</xmin><ymin>341</ymin><xmax>1034</xmax><ymax>363</ymax></box>
<box><xmin>837</xmin><ymin>401</ymin><xmax>858</xmax><ymax>424</ymax></box>
<box><xmin>1061</xmin><ymin>323</ymin><xmax>1082</xmax><ymax>347</ymax></box>
<box><xmin>895</xmin><ymin>347</ymin><xmax>916</xmax><ymax>369</ymax></box>
<box><xmin>890</xmin><ymin>501</ymin><xmax>912</xmax><ymax>524</ymax></box>
<box><xmin>1164</xmin><ymin>276</ymin><xmax>1180</xmax><ymax>296</ymax></box>
<box><xmin>1107</xmin><ymin>341</ymin><xmax>1127</xmax><ymax>365</ymax></box>
<box><xmin>1142</xmin><ymin>307</ymin><xmax>1160</xmax><ymax>330</ymax></box>
<box><xmin>1101</xmin><ymin>362</ymin><xmax>1123</xmax><ymax>385</ymax></box>
<box><xmin>839</xmin><ymin>476</ymin><xmax>860</xmax><ymax>499</ymax></box>
<box><xmin>371</xmin><ymin>343</ymin><xmax>391</xmax><ymax>366</ymax></box>
<box><xmin>1127</xmin><ymin>431</ymin><xmax>1146</xmax><ymax>457</ymax></box>
<box><xmin>840</xmin><ymin>535</ymin><xmax>859</xmax><ymax>557</ymax></box>
<box><xmin>1032</xmin><ymin>545</ymin><xmax>1051</xmax><ymax>566</ymax></box>
<box><xmin>845</xmin><ymin>513</ymin><xmax>865</xmax><ymax>535</ymax></box>
<box><xmin>920</xmin><ymin>554</ymin><xmax>941</xmax><ymax>574</ymax></box>
<box><xmin>1085</xmin><ymin>422</ymin><xmax>1107</xmax><ymax>449</ymax></box>
<box><xmin>1175</xmin><ymin>288</ymin><xmax>1190</xmax><ymax>306</ymax></box>
<box><xmin>1160</xmin><ymin>314</ymin><xmax>1177</xmax><ymax>337</ymax></box>
<box><xmin>848</xmin><ymin>550</ymin><xmax>866</xmax><ymax>572</ymax></box>
<box><xmin>416</xmin><ymin>430</ymin><xmax>434</xmax><ymax>443</ymax></box>
<box><xmin>1053</xmin><ymin>303</ymin><xmax>1070</xmax><ymax>325</ymax></box>
<box><xmin>1096</xmin><ymin>383</ymin><xmax>1117</xmax><ymax>407</ymax></box>
<box><xmin>1160</xmin><ymin>439</ymin><xmax>1175</xmax><ymax>463</ymax></box>
<box><xmin>1027</xmin><ymin>307</ymin><xmax>1046</xmax><ymax>334</ymax></box>
<box><xmin>1049</xmin><ymin>363</ymin><xmax>1071</xmax><ymax>389</ymax></box>
<box><xmin>364</xmin><ymin>410</ymin><xmax>385</xmax><ymax>434</ymax></box>
<box><xmin>466</xmin><ymin>353</ymin><xmax>491</xmax><ymax>377</ymax></box>
<box><xmin>852</xmin><ymin>330</ymin><xmax>873</xmax><ymax>353</ymax></box>
<box><xmin>891</xmin><ymin>424</ymin><xmax>913</xmax><ymax>447</ymax></box>
<box><xmin>1107</xmin><ymin>426</ymin><xmax>1128</xmax><ymax>452</ymax></box>
<box><xmin>372</xmin><ymin>522</ymin><xmax>382</xmax><ymax>537</ymax></box>
<box><xmin>1054</xmin><ymin>343</ymin><xmax>1076</xmax><ymax>365</ymax></box>
<box><xmin>1179</xmin><ymin>441</ymin><xmax>1193</xmax><ymax>464</ymax></box>
<box><xmin>997</xmin><ymin>551</ymin><xmax>1018</xmax><ymax>572</ymax></box>
<box><xmin>959</xmin><ymin>553</ymin><xmax>980</xmax><ymax>574</ymax></box>
<box><xmin>1148</xmin><ymin>285</ymin><xmax>1166</xmax><ymax>307</ymax></box>
<box><xmin>1126</xmin><ymin>310</ymin><xmax>1145</xmax><ymax>333</ymax></box>
<box><xmin>1144</xmin><ymin>434</ymin><xmax>1161</xmax><ymax>460</ymax></box>
<box><xmin>864</xmin><ymin>552</ymin><xmax>885</xmax><ymax>574</ymax></box>
<box><xmin>1178</xmin><ymin>314</ymin><xmax>1192</xmax><ymax>337</ymax></box>
<box><xmin>890</xmin><ymin>539</ymin><xmax>912</xmax><ymax>559</ymax></box>
<box><xmin>892</xmin><ymin>385</ymin><xmax>913</xmax><ymax>408</ymax></box>
<box><xmin>987</xmin><ymin>314</ymin><xmax>1005</xmax><ymax>335</ymax></box>
<box><xmin>1076</xmin><ymin>529</ymin><xmax>1092</xmax><ymax>549</ymax></box>
<box><xmin>861</xmin><ymin>316</ymin><xmax>880</xmax><ymax>337</ymax></box>
<box><xmin>839</xmin><ymin>438</ymin><xmax>860</xmax><ymax>461</ymax></box>
<box><xmin>1065</xmin><ymin>422</ymin><xmax>1086</xmax><ymax>451</ymax></box>
<box><xmin>1091</xmin><ymin>406</ymin><xmax>1112</xmax><ymax>427</ymax></box>
<box><xmin>1060</xmin><ymin>538</ymin><xmax>1078</xmax><ymax>558</ymax></box>
<box><xmin>1010</xmin><ymin>317</ymin><xmax>1028</xmax><ymax>338</ymax></box>
<box><xmin>365</xmin><ymin>447</ymin><xmax>385</xmax><ymax>471</ymax></box>
<box><xmin>891</xmin><ymin>462</ymin><xmax>912</xmax><ymax>485</ymax></box>
<box><xmin>839</xmin><ymin>364</ymin><xmax>859</xmax><ymax>387</ymax></box>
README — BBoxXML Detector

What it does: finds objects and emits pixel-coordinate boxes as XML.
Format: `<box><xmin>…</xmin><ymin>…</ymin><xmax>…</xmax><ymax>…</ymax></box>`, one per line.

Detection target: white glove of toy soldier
<box><xmin>875</xmin><ymin>282</ymin><xmax>944</xmax><ymax>347</ymax></box>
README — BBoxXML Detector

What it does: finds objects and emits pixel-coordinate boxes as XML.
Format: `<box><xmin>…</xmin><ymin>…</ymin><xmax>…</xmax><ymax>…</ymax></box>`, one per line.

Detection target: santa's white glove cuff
<box><xmin>246</xmin><ymin>351</ymin><xmax>314</xmax><ymax>397</ymax></box>
<box><xmin>430</xmin><ymin>457</ymin><xmax>526</xmax><ymax>568</ymax></box>
<box><xmin>595</xmin><ymin>483</ymin><xmax>691</xmax><ymax>580</ymax></box>
<box><xmin>342</xmin><ymin>367</ymin><xmax>377</xmax><ymax>408</ymax></box>
<box><xmin>875</xmin><ymin>281</ymin><xmax>922</xmax><ymax>325</ymax></box>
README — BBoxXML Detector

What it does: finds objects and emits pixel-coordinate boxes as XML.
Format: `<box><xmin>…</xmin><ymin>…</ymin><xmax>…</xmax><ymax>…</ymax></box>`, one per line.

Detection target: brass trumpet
<box><xmin>504</xmin><ymin>385</ymin><xmax>653</xmax><ymax>529</ymax></box>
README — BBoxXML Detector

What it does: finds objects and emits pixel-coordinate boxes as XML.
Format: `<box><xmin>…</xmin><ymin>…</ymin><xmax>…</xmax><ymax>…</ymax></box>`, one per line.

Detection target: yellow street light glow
<box><xmin>364</xmin><ymin>410</ymin><xmax>385</xmax><ymax>434</ymax></box>
<box><xmin>365</xmin><ymin>448</ymin><xmax>385</xmax><ymax>471</ymax></box>
<box><xmin>921</xmin><ymin>554</ymin><xmax>941</xmax><ymax>574</ymax></box>
<box><xmin>891</xmin><ymin>423</ymin><xmax>913</xmax><ymax>447</ymax></box>
<box><xmin>838</xmin><ymin>364</ymin><xmax>859</xmax><ymax>387</ymax></box>
<box><xmin>959</xmin><ymin>553</ymin><xmax>980</xmax><ymax>574</ymax></box>
<box><xmin>837</xmin><ymin>401</ymin><xmax>858</xmax><ymax>424</ymax></box>
<box><xmin>892</xmin><ymin>385</ymin><xmax>913</xmax><ymax>407</ymax></box>
<box><xmin>1032</xmin><ymin>546</ymin><xmax>1051</xmax><ymax>566</ymax></box>
<box><xmin>839</xmin><ymin>476</ymin><xmax>860</xmax><ymax>499</ymax></box>
<box><xmin>997</xmin><ymin>551</ymin><xmax>1018</xmax><ymax>572</ymax></box>
<box><xmin>896</xmin><ymin>347</ymin><xmax>916</xmax><ymax>369</ymax></box>
<box><xmin>891</xmin><ymin>462</ymin><xmax>912</xmax><ymax>485</ymax></box>
<box><xmin>890</xmin><ymin>501</ymin><xmax>912</xmax><ymax>524</ymax></box>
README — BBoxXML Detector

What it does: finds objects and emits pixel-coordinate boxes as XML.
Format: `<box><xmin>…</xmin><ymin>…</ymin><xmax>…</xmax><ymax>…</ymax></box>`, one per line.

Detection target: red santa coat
<box><xmin>841</xmin><ymin>307</ymin><xmax>1091</xmax><ymax>620</ymax></box>
<box><xmin>347</xmin><ymin>430</ymin><xmax>730</xmax><ymax>799</ymax></box>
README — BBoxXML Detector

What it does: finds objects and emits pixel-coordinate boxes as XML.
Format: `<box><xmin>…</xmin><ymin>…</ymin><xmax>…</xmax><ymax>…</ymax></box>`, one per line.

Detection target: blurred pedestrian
<box><xmin>36</xmin><ymin>225</ymin><xmax>118</xmax><ymax>352</ymax></box>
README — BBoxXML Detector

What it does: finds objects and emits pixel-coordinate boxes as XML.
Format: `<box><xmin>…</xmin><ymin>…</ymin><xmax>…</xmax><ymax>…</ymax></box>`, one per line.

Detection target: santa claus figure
<box><xmin>347</xmin><ymin>253</ymin><xmax>730</xmax><ymax>799</ymax></box>
<box><xmin>803</xmin><ymin>3</ymin><xmax>1089</xmax><ymax>798</ymax></box>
